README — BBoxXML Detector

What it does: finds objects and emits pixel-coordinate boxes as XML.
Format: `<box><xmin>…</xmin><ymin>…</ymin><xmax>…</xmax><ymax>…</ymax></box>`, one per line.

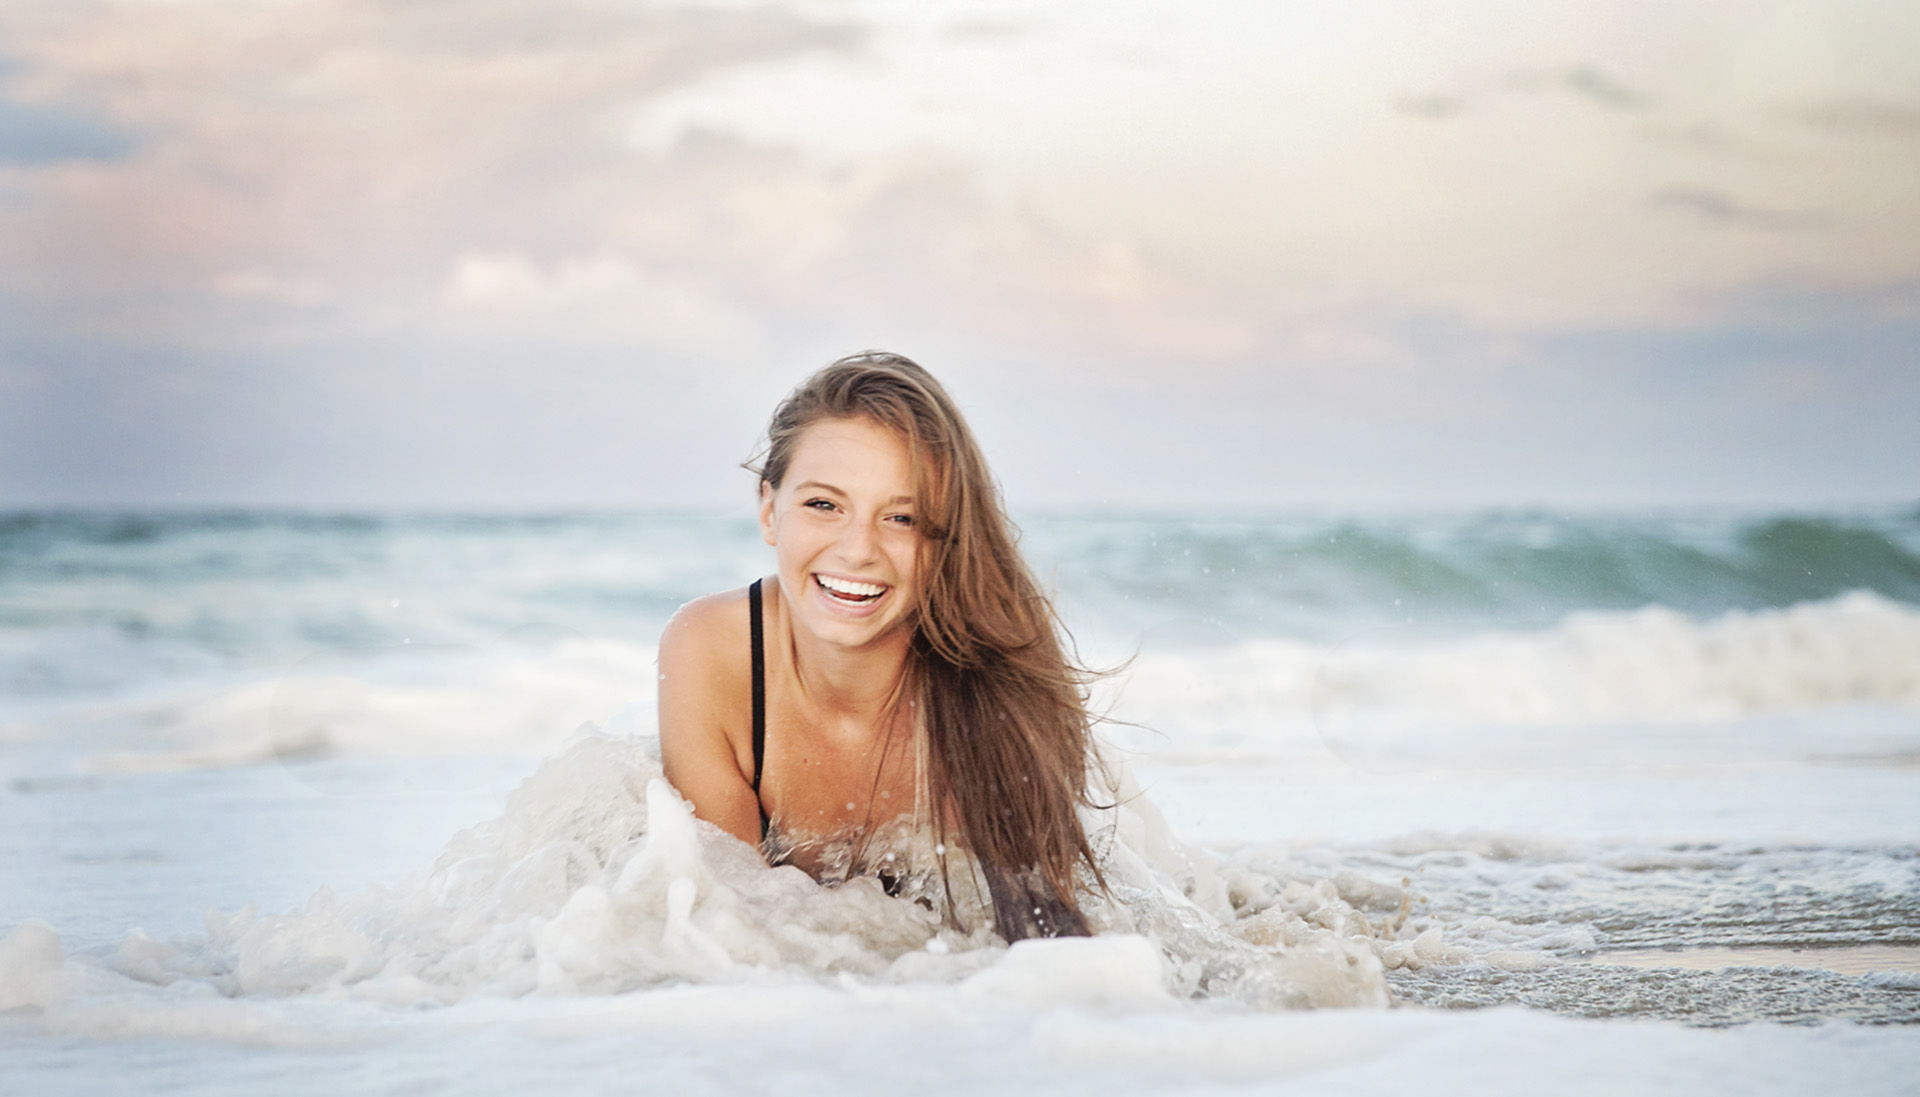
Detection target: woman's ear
<box><xmin>758</xmin><ymin>480</ymin><xmax>777</xmax><ymax>546</ymax></box>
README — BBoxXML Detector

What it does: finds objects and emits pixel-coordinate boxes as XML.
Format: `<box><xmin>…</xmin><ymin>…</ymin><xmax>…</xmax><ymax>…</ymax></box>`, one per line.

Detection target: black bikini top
<box><xmin>749</xmin><ymin>578</ymin><xmax>768</xmax><ymax>840</ymax></box>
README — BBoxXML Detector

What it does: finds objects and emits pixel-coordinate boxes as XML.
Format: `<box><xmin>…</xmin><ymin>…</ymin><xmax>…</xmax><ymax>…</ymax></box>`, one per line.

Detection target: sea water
<box><xmin>2</xmin><ymin>507</ymin><xmax>1918</xmax><ymax>1094</ymax></box>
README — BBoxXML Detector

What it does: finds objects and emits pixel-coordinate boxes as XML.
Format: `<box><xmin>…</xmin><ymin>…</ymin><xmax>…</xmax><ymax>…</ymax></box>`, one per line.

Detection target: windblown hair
<box><xmin>750</xmin><ymin>351</ymin><xmax>1105</xmax><ymax>940</ymax></box>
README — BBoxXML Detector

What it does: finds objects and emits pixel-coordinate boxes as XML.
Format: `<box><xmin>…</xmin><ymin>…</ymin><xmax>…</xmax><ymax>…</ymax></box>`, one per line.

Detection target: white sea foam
<box><xmin>0</xmin><ymin>921</ymin><xmax>64</xmax><ymax>1010</ymax></box>
<box><xmin>1113</xmin><ymin>590</ymin><xmax>1920</xmax><ymax>735</ymax></box>
<box><xmin>74</xmin><ymin>639</ymin><xmax>657</xmax><ymax>773</ymax></box>
<box><xmin>47</xmin><ymin>592</ymin><xmax>1920</xmax><ymax>775</ymax></box>
<box><xmin>2</xmin><ymin>736</ymin><xmax>1416</xmax><ymax>1027</ymax></box>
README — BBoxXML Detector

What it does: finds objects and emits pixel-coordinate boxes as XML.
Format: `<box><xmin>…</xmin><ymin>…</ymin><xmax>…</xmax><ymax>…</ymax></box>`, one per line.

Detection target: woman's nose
<box><xmin>836</xmin><ymin>517</ymin><xmax>879</xmax><ymax>563</ymax></box>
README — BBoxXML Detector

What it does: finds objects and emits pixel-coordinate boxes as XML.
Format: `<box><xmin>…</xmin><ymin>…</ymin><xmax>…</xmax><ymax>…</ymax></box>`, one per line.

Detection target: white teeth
<box><xmin>816</xmin><ymin>574</ymin><xmax>886</xmax><ymax>598</ymax></box>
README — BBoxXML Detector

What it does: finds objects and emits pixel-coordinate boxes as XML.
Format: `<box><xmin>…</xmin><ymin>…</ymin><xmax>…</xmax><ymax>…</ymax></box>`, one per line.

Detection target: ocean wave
<box><xmin>1113</xmin><ymin>590</ymin><xmax>1920</xmax><ymax>729</ymax></box>
<box><xmin>1037</xmin><ymin>507</ymin><xmax>1920</xmax><ymax>639</ymax></box>
<box><xmin>26</xmin><ymin>591</ymin><xmax>1919</xmax><ymax>777</ymax></box>
<box><xmin>59</xmin><ymin>639</ymin><xmax>658</xmax><ymax>774</ymax></box>
<box><xmin>5</xmin><ymin>509</ymin><xmax>1917</xmax><ymax>697</ymax></box>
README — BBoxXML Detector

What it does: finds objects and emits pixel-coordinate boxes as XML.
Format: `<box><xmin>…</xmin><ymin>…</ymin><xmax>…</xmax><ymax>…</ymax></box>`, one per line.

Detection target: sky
<box><xmin>0</xmin><ymin>0</ymin><xmax>1916</xmax><ymax>512</ymax></box>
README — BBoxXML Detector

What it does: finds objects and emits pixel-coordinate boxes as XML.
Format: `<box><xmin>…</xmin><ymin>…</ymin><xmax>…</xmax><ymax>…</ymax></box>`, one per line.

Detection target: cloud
<box><xmin>1793</xmin><ymin>98</ymin><xmax>1920</xmax><ymax>137</ymax></box>
<box><xmin>1543</xmin><ymin>65</ymin><xmax>1648</xmax><ymax>111</ymax></box>
<box><xmin>1648</xmin><ymin>187</ymin><xmax>1826</xmax><ymax>232</ymax></box>
<box><xmin>941</xmin><ymin>18</ymin><xmax>1034</xmax><ymax>44</ymax></box>
<box><xmin>1397</xmin><ymin>63</ymin><xmax>1648</xmax><ymax>121</ymax></box>
<box><xmin>1392</xmin><ymin>94</ymin><xmax>1468</xmax><ymax>120</ymax></box>
<box><xmin>0</xmin><ymin>0</ymin><xmax>863</xmax><ymax>323</ymax></box>
<box><xmin>7</xmin><ymin>0</ymin><xmax>1915</xmax><ymax>348</ymax></box>
<box><xmin>440</xmin><ymin>250</ymin><xmax>762</xmax><ymax>350</ymax></box>
<box><xmin>0</xmin><ymin>0</ymin><xmax>1248</xmax><ymax>364</ymax></box>
<box><xmin>1640</xmin><ymin>122</ymin><xmax>1755</xmax><ymax>156</ymax></box>
<box><xmin>211</xmin><ymin>270</ymin><xmax>329</xmax><ymax>308</ymax></box>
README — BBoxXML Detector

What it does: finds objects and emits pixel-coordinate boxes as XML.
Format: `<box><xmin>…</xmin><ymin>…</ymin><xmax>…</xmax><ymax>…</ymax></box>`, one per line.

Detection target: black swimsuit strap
<box><xmin>748</xmin><ymin>579</ymin><xmax>768</xmax><ymax>839</ymax></box>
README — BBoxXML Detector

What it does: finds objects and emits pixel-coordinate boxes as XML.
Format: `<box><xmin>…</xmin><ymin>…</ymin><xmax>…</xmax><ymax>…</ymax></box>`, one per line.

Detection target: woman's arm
<box><xmin>657</xmin><ymin>591</ymin><xmax>765</xmax><ymax>848</ymax></box>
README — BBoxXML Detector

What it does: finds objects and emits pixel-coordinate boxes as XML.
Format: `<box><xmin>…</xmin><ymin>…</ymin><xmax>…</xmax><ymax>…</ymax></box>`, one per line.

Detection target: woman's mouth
<box><xmin>814</xmin><ymin>573</ymin><xmax>888</xmax><ymax>606</ymax></box>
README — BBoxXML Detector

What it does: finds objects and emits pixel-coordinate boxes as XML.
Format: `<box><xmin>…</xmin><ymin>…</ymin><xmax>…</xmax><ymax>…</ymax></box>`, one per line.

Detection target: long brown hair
<box><xmin>750</xmin><ymin>351</ymin><xmax>1105</xmax><ymax>940</ymax></box>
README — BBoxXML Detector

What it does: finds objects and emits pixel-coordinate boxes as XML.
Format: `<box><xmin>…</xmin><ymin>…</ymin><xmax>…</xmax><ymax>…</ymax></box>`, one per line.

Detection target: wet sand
<box><xmin>1594</xmin><ymin>945</ymin><xmax>1920</xmax><ymax>977</ymax></box>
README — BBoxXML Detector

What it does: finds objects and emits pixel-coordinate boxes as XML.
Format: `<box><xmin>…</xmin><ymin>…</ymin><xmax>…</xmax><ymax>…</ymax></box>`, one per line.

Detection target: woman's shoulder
<box><xmin>658</xmin><ymin>583</ymin><xmax>767</xmax><ymax>836</ymax></box>
<box><xmin>658</xmin><ymin>583</ymin><xmax>756</xmax><ymax>674</ymax></box>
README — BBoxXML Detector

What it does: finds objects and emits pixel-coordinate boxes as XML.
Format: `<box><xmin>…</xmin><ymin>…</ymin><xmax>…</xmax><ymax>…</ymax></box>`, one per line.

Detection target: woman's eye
<box><xmin>804</xmin><ymin>499</ymin><xmax>836</xmax><ymax>512</ymax></box>
<box><xmin>886</xmin><ymin>514</ymin><xmax>915</xmax><ymax>527</ymax></box>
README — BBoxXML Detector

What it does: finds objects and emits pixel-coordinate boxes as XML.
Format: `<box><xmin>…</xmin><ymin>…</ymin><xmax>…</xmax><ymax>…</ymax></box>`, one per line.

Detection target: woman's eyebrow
<box><xmin>791</xmin><ymin>481</ymin><xmax>913</xmax><ymax>506</ymax></box>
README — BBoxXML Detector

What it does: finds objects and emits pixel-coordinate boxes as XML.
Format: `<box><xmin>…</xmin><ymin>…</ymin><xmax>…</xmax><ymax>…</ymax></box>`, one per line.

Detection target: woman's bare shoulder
<box><xmin>658</xmin><ymin>585</ymin><xmax>765</xmax><ymax>842</ymax></box>
<box><xmin>658</xmin><ymin>586</ymin><xmax>753</xmax><ymax>684</ymax></box>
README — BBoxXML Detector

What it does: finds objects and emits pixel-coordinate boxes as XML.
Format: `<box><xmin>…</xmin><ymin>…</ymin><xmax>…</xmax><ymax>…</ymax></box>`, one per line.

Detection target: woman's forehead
<box><xmin>785</xmin><ymin>417</ymin><xmax>916</xmax><ymax>491</ymax></box>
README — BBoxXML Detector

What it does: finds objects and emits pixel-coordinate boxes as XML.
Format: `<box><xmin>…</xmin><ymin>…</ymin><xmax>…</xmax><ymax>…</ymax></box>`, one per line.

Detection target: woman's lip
<box><xmin>813</xmin><ymin>571</ymin><xmax>890</xmax><ymax>590</ymax></box>
<box><xmin>811</xmin><ymin>572</ymin><xmax>889</xmax><ymax>616</ymax></box>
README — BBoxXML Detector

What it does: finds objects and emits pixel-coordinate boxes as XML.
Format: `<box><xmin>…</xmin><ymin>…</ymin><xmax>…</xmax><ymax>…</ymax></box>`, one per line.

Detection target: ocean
<box><xmin>3</xmin><ymin>506</ymin><xmax>1918</xmax><ymax>1093</ymax></box>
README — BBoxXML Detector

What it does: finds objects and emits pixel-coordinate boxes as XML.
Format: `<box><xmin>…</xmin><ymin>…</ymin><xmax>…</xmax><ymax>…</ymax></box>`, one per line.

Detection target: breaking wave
<box><xmin>49</xmin><ymin>591</ymin><xmax>1920</xmax><ymax>775</ymax></box>
<box><xmin>1117</xmin><ymin>590</ymin><xmax>1920</xmax><ymax>730</ymax></box>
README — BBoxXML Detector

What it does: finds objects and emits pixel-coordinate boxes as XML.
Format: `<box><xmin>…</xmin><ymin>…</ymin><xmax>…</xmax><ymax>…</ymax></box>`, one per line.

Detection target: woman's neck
<box><xmin>781</xmin><ymin>596</ymin><xmax>913</xmax><ymax>722</ymax></box>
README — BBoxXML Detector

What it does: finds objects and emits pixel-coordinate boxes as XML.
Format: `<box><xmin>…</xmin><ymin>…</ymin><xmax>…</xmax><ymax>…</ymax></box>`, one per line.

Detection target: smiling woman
<box><xmin>658</xmin><ymin>352</ymin><xmax>1105</xmax><ymax>941</ymax></box>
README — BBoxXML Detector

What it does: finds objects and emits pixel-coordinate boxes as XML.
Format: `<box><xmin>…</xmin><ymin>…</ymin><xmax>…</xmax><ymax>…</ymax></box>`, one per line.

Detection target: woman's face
<box><xmin>760</xmin><ymin>416</ymin><xmax>922</xmax><ymax>651</ymax></box>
